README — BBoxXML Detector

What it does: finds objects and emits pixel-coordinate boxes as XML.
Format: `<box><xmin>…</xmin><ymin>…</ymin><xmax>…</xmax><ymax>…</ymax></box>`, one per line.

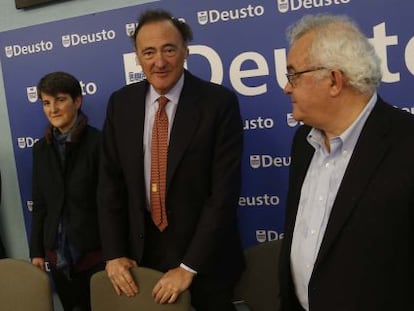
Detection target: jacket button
<box><xmin>139</xmin><ymin>234</ymin><xmax>144</xmax><ymax>239</ymax></box>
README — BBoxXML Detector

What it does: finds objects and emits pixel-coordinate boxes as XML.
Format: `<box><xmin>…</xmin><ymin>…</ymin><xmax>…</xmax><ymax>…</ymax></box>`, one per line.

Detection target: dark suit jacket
<box><xmin>280</xmin><ymin>97</ymin><xmax>414</xmax><ymax>311</ymax></box>
<box><xmin>98</xmin><ymin>71</ymin><xmax>244</xmax><ymax>287</ymax></box>
<box><xmin>30</xmin><ymin>124</ymin><xmax>102</xmax><ymax>258</ymax></box>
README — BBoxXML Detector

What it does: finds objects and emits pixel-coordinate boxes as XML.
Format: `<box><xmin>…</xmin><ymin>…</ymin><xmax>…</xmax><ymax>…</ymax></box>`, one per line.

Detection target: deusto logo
<box><xmin>250</xmin><ymin>154</ymin><xmax>291</xmax><ymax>169</ymax></box>
<box><xmin>4</xmin><ymin>40</ymin><xmax>53</xmax><ymax>58</ymax></box>
<box><xmin>26</xmin><ymin>201</ymin><xmax>33</xmax><ymax>212</ymax></box>
<box><xmin>239</xmin><ymin>194</ymin><xmax>280</xmax><ymax>207</ymax></box>
<box><xmin>26</xmin><ymin>86</ymin><xmax>38</xmax><ymax>103</ymax></box>
<box><xmin>256</xmin><ymin>230</ymin><xmax>284</xmax><ymax>243</ymax></box>
<box><xmin>17</xmin><ymin>137</ymin><xmax>39</xmax><ymax>149</ymax></box>
<box><xmin>123</xmin><ymin>52</ymin><xmax>146</xmax><ymax>85</ymax></box>
<box><xmin>61</xmin><ymin>29</ymin><xmax>116</xmax><ymax>48</ymax></box>
<box><xmin>244</xmin><ymin>116</ymin><xmax>274</xmax><ymax>130</ymax></box>
<box><xmin>125</xmin><ymin>23</ymin><xmax>138</xmax><ymax>37</ymax></box>
<box><xmin>198</xmin><ymin>5</ymin><xmax>264</xmax><ymax>25</ymax></box>
<box><xmin>277</xmin><ymin>0</ymin><xmax>351</xmax><ymax>13</ymax></box>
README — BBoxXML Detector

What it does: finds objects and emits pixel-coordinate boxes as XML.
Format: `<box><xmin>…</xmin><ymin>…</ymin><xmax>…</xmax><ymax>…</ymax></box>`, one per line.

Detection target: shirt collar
<box><xmin>148</xmin><ymin>73</ymin><xmax>184</xmax><ymax>106</ymax></box>
<box><xmin>307</xmin><ymin>92</ymin><xmax>378</xmax><ymax>153</ymax></box>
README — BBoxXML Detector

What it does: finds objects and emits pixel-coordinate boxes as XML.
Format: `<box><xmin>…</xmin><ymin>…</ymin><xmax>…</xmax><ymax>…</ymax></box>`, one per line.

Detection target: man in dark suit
<box><xmin>98</xmin><ymin>9</ymin><xmax>244</xmax><ymax>311</ymax></box>
<box><xmin>279</xmin><ymin>14</ymin><xmax>414</xmax><ymax>311</ymax></box>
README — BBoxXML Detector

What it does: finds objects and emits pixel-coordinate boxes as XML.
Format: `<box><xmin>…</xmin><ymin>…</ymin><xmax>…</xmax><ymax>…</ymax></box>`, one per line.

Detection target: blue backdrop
<box><xmin>1</xmin><ymin>0</ymin><xmax>413</xmax><ymax>249</ymax></box>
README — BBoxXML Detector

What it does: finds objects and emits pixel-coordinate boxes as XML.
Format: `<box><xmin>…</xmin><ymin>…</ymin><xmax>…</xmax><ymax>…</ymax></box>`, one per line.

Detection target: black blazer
<box><xmin>30</xmin><ymin>125</ymin><xmax>102</xmax><ymax>258</ymax></box>
<box><xmin>98</xmin><ymin>71</ymin><xmax>244</xmax><ymax>286</ymax></box>
<box><xmin>280</xmin><ymin>97</ymin><xmax>414</xmax><ymax>311</ymax></box>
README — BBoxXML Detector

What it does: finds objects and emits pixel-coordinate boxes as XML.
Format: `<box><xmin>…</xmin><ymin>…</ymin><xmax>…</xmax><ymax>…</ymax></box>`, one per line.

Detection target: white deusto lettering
<box><xmin>239</xmin><ymin>194</ymin><xmax>280</xmax><ymax>206</ymax></box>
<box><xmin>209</xmin><ymin>10</ymin><xmax>220</xmax><ymax>23</ymax></box>
<box><xmin>369</xmin><ymin>23</ymin><xmax>400</xmax><ymax>83</ymax></box>
<box><xmin>79</xmin><ymin>81</ymin><xmax>98</xmax><ymax>95</ymax></box>
<box><xmin>68</xmin><ymin>30</ymin><xmax>116</xmax><ymax>47</ymax></box>
<box><xmin>230</xmin><ymin>52</ymin><xmax>269</xmax><ymax>96</ymax></box>
<box><xmin>261</xmin><ymin>155</ymin><xmax>291</xmax><ymax>168</ymax></box>
<box><xmin>188</xmin><ymin>22</ymin><xmax>412</xmax><ymax>97</ymax></box>
<box><xmin>290</xmin><ymin>0</ymin><xmax>350</xmax><ymax>11</ymax></box>
<box><xmin>404</xmin><ymin>36</ymin><xmax>414</xmax><ymax>76</ymax></box>
<box><xmin>203</xmin><ymin>5</ymin><xmax>264</xmax><ymax>24</ymax></box>
<box><xmin>12</xmin><ymin>41</ymin><xmax>53</xmax><ymax>56</ymax></box>
<box><xmin>267</xmin><ymin>231</ymin><xmax>284</xmax><ymax>241</ymax></box>
<box><xmin>188</xmin><ymin>45</ymin><xmax>224</xmax><ymax>84</ymax></box>
<box><xmin>243</xmin><ymin>117</ymin><xmax>274</xmax><ymax>130</ymax></box>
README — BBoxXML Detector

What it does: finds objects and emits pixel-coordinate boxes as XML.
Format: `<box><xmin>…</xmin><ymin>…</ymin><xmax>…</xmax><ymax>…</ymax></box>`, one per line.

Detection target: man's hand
<box><xmin>152</xmin><ymin>266</ymin><xmax>195</xmax><ymax>304</ymax></box>
<box><xmin>106</xmin><ymin>257</ymin><xmax>138</xmax><ymax>297</ymax></box>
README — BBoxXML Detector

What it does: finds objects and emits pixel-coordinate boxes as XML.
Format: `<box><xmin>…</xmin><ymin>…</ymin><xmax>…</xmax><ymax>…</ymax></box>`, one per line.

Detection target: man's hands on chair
<box><xmin>106</xmin><ymin>258</ymin><xmax>195</xmax><ymax>304</ymax></box>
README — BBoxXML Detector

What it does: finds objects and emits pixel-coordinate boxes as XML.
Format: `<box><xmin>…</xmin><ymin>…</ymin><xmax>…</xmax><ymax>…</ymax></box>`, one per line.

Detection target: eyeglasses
<box><xmin>285</xmin><ymin>67</ymin><xmax>326</xmax><ymax>87</ymax></box>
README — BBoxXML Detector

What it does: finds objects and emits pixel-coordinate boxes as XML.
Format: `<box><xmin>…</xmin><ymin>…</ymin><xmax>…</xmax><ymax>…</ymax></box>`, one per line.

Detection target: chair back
<box><xmin>0</xmin><ymin>258</ymin><xmax>53</xmax><ymax>311</ymax></box>
<box><xmin>91</xmin><ymin>266</ymin><xmax>191</xmax><ymax>311</ymax></box>
<box><xmin>233</xmin><ymin>240</ymin><xmax>282</xmax><ymax>311</ymax></box>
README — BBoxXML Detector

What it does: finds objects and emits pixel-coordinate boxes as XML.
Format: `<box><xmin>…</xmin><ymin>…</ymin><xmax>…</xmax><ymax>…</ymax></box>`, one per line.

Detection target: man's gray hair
<box><xmin>286</xmin><ymin>14</ymin><xmax>382</xmax><ymax>94</ymax></box>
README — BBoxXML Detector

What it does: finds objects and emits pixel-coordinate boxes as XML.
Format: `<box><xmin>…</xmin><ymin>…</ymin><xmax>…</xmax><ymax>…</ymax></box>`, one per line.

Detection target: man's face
<box><xmin>41</xmin><ymin>92</ymin><xmax>81</xmax><ymax>133</ymax></box>
<box><xmin>284</xmin><ymin>32</ymin><xmax>332</xmax><ymax>129</ymax></box>
<box><xmin>135</xmin><ymin>20</ymin><xmax>188</xmax><ymax>95</ymax></box>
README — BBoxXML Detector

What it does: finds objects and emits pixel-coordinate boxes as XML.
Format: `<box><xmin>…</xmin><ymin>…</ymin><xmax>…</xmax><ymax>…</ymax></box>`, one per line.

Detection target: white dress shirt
<box><xmin>290</xmin><ymin>93</ymin><xmax>377</xmax><ymax>310</ymax></box>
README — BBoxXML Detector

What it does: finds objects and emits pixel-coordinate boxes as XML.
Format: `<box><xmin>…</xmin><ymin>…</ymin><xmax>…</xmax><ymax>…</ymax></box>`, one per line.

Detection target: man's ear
<box><xmin>329</xmin><ymin>69</ymin><xmax>344</xmax><ymax>96</ymax></box>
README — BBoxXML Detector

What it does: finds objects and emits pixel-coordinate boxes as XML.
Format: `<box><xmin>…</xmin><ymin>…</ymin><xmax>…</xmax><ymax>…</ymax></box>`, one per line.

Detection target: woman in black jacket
<box><xmin>30</xmin><ymin>72</ymin><xmax>103</xmax><ymax>311</ymax></box>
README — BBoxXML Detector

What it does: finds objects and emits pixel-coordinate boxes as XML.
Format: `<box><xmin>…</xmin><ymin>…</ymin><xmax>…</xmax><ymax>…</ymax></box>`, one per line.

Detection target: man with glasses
<box><xmin>279</xmin><ymin>14</ymin><xmax>414</xmax><ymax>311</ymax></box>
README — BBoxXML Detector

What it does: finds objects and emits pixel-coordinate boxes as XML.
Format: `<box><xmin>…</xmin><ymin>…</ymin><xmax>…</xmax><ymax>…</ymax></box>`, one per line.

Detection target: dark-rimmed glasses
<box><xmin>285</xmin><ymin>67</ymin><xmax>326</xmax><ymax>87</ymax></box>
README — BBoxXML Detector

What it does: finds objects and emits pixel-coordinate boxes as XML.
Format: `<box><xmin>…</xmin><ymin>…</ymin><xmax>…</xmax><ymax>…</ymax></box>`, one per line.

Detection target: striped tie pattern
<box><xmin>150</xmin><ymin>96</ymin><xmax>169</xmax><ymax>231</ymax></box>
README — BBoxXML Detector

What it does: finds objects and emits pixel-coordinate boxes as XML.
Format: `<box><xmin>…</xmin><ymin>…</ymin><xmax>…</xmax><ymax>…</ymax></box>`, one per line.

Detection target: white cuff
<box><xmin>180</xmin><ymin>263</ymin><xmax>197</xmax><ymax>274</ymax></box>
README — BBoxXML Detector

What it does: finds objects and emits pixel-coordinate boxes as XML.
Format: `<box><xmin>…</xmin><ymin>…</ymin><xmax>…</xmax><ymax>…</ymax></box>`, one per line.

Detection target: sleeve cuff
<box><xmin>180</xmin><ymin>263</ymin><xmax>197</xmax><ymax>274</ymax></box>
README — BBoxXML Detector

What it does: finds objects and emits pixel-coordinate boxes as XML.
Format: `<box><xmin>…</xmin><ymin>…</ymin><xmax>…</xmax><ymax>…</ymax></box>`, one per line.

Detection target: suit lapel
<box><xmin>166</xmin><ymin>72</ymin><xmax>200</xmax><ymax>190</ymax></box>
<box><xmin>315</xmin><ymin>99</ymin><xmax>391</xmax><ymax>266</ymax></box>
<box><xmin>124</xmin><ymin>83</ymin><xmax>147</xmax><ymax>177</ymax></box>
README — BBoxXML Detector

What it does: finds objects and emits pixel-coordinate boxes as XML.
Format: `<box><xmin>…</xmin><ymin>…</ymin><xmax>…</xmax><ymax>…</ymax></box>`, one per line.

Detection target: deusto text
<box><xmin>277</xmin><ymin>0</ymin><xmax>350</xmax><ymax>13</ymax></box>
<box><xmin>197</xmin><ymin>5</ymin><xmax>264</xmax><ymax>25</ymax></box>
<box><xmin>62</xmin><ymin>29</ymin><xmax>116</xmax><ymax>48</ymax></box>
<box><xmin>188</xmin><ymin>22</ymin><xmax>414</xmax><ymax>96</ymax></box>
<box><xmin>243</xmin><ymin>116</ymin><xmax>274</xmax><ymax>130</ymax></box>
<box><xmin>5</xmin><ymin>40</ymin><xmax>53</xmax><ymax>58</ymax></box>
<box><xmin>239</xmin><ymin>194</ymin><xmax>280</xmax><ymax>207</ymax></box>
<box><xmin>250</xmin><ymin>155</ymin><xmax>291</xmax><ymax>169</ymax></box>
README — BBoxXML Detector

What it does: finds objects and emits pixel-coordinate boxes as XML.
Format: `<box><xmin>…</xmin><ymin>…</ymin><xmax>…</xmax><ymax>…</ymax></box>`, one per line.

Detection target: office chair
<box><xmin>233</xmin><ymin>239</ymin><xmax>282</xmax><ymax>311</ymax></box>
<box><xmin>91</xmin><ymin>266</ymin><xmax>192</xmax><ymax>311</ymax></box>
<box><xmin>0</xmin><ymin>258</ymin><xmax>53</xmax><ymax>311</ymax></box>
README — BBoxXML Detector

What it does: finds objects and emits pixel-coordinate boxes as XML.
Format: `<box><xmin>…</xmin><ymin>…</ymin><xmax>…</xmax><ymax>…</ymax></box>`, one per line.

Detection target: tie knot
<box><xmin>158</xmin><ymin>96</ymin><xmax>169</xmax><ymax>109</ymax></box>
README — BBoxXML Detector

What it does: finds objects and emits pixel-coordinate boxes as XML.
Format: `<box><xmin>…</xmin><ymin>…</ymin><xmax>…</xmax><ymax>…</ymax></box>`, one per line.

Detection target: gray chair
<box><xmin>90</xmin><ymin>266</ymin><xmax>191</xmax><ymax>311</ymax></box>
<box><xmin>233</xmin><ymin>239</ymin><xmax>282</xmax><ymax>311</ymax></box>
<box><xmin>0</xmin><ymin>258</ymin><xmax>53</xmax><ymax>311</ymax></box>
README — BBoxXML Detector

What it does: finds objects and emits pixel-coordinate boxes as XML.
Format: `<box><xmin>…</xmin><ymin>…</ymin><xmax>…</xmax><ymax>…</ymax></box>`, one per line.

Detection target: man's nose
<box><xmin>283</xmin><ymin>81</ymin><xmax>292</xmax><ymax>94</ymax></box>
<box><xmin>154</xmin><ymin>51</ymin><xmax>167</xmax><ymax>67</ymax></box>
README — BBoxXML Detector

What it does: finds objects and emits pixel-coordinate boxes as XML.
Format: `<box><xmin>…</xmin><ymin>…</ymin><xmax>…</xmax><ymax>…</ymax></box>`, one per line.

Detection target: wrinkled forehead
<box><xmin>135</xmin><ymin>20</ymin><xmax>183</xmax><ymax>49</ymax></box>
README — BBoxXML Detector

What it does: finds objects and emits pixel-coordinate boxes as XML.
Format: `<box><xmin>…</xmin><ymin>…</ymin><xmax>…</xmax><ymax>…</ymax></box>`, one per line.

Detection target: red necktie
<box><xmin>150</xmin><ymin>96</ymin><xmax>169</xmax><ymax>231</ymax></box>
